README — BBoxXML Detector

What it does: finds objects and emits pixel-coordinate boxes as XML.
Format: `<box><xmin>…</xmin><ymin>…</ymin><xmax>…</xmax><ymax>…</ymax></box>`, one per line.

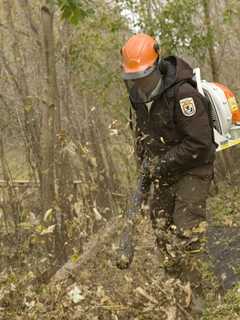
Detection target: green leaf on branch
<box><xmin>57</xmin><ymin>0</ymin><xmax>94</xmax><ymax>25</ymax></box>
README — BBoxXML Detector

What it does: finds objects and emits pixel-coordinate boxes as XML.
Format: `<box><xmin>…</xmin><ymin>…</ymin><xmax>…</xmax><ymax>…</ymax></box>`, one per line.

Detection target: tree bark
<box><xmin>2</xmin><ymin>0</ymin><xmax>42</xmax><ymax>182</ymax></box>
<box><xmin>0</xmin><ymin>130</ymin><xmax>21</xmax><ymax>234</ymax></box>
<box><xmin>40</xmin><ymin>6</ymin><xmax>56</xmax><ymax>212</ymax></box>
<box><xmin>202</xmin><ymin>0</ymin><xmax>219</xmax><ymax>82</ymax></box>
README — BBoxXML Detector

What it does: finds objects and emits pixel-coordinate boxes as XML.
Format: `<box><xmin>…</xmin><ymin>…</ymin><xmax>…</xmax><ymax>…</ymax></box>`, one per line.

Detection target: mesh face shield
<box><xmin>124</xmin><ymin>64</ymin><xmax>162</xmax><ymax>104</ymax></box>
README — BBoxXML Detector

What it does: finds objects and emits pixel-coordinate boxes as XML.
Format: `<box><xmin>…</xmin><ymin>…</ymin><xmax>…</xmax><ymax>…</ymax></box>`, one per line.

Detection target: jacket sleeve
<box><xmin>160</xmin><ymin>93</ymin><xmax>214</xmax><ymax>174</ymax></box>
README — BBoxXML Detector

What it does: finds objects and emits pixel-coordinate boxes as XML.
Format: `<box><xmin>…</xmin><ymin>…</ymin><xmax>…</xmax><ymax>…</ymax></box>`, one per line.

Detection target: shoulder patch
<box><xmin>179</xmin><ymin>97</ymin><xmax>196</xmax><ymax>117</ymax></box>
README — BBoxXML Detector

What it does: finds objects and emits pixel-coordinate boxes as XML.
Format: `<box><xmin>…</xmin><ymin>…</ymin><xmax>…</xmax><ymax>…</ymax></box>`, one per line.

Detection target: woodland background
<box><xmin>1</xmin><ymin>1</ymin><xmax>240</xmax><ymax>319</ymax></box>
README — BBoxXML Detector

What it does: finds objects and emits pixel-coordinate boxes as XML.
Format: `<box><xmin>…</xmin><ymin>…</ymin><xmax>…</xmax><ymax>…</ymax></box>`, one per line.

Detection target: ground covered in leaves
<box><xmin>2</xmin><ymin>182</ymin><xmax>240</xmax><ymax>319</ymax></box>
<box><xmin>0</xmin><ymin>216</ymin><xmax>203</xmax><ymax>320</ymax></box>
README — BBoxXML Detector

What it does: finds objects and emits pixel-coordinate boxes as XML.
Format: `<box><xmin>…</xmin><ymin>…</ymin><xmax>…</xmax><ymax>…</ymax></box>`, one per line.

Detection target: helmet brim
<box><xmin>122</xmin><ymin>64</ymin><xmax>157</xmax><ymax>80</ymax></box>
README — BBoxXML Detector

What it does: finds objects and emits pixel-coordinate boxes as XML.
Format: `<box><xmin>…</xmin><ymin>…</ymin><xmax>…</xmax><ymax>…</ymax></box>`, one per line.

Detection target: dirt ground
<box><xmin>32</xmin><ymin>215</ymin><xmax>206</xmax><ymax>320</ymax></box>
<box><xmin>2</xmin><ymin>181</ymin><xmax>240</xmax><ymax>319</ymax></box>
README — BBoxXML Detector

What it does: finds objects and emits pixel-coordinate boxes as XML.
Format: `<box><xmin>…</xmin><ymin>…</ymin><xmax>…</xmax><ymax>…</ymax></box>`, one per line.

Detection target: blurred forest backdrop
<box><xmin>1</xmin><ymin>1</ymin><xmax>240</xmax><ymax>319</ymax></box>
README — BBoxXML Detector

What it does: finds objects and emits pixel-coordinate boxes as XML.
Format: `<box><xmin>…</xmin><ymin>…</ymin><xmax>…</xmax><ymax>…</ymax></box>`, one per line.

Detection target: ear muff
<box><xmin>158</xmin><ymin>59</ymin><xmax>168</xmax><ymax>75</ymax></box>
<box><xmin>153</xmin><ymin>42</ymin><xmax>160</xmax><ymax>53</ymax></box>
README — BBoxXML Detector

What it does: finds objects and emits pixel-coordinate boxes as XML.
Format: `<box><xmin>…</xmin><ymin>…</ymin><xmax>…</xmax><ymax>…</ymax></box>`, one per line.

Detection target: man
<box><xmin>120</xmin><ymin>33</ymin><xmax>216</xmax><ymax>284</ymax></box>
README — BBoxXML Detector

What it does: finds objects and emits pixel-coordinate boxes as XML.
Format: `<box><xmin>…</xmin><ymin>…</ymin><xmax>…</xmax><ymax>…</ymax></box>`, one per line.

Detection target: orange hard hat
<box><xmin>214</xmin><ymin>83</ymin><xmax>240</xmax><ymax>124</ymax></box>
<box><xmin>121</xmin><ymin>33</ymin><xmax>159</xmax><ymax>80</ymax></box>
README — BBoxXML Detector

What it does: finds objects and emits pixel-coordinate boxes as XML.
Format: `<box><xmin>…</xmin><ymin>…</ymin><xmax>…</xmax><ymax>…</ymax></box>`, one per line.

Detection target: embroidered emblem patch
<box><xmin>179</xmin><ymin>97</ymin><xmax>196</xmax><ymax>117</ymax></box>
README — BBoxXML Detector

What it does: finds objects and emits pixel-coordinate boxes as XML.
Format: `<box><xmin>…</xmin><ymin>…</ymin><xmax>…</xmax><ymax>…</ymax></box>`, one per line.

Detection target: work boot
<box><xmin>178</xmin><ymin>231</ymin><xmax>218</xmax><ymax>297</ymax></box>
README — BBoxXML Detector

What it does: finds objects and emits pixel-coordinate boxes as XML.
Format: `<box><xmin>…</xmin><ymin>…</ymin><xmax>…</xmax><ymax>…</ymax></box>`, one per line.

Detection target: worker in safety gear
<box><xmin>120</xmin><ymin>33</ymin><xmax>216</xmax><ymax>284</ymax></box>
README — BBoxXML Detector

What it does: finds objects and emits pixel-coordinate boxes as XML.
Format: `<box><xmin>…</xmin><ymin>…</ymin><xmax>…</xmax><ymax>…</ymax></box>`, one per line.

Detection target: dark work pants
<box><xmin>150</xmin><ymin>172</ymin><xmax>212</xmax><ymax>234</ymax></box>
<box><xmin>149</xmin><ymin>165</ymin><xmax>213</xmax><ymax>291</ymax></box>
<box><xmin>149</xmin><ymin>164</ymin><xmax>213</xmax><ymax>272</ymax></box>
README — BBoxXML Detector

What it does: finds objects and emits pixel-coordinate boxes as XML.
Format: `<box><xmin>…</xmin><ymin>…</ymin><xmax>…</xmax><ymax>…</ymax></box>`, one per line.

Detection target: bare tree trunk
<box><xmin>41</xmin><ymin>6</ymin><xmax>56</xmax><ymax>213</ymax></box>
<box><xmin>0</xmin><ymin>130</ymin><xmax>21</xmax><ymax>235</ymax></box>
<box><xmin>2</xmin><ymin>0</ymin><xmax>41</xmax><ymax>181</ymax></box>
<box><xmin>202</xmin><ymin>0</ymin><xmax>219</xmax><ymax>82</ymax></box>
<box><xmin>19</xmin><ymin>0</ymin><xmax>39</xmax><ymax>37</ymax></box>
<box><xmin>41</xmin><ymin>5</ymin><xmax>76</xmax><ymax>263</ymax></box>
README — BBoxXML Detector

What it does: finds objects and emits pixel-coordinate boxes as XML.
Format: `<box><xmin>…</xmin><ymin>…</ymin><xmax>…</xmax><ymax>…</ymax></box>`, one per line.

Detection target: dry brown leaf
<box><xmin>223</xmin><ymin>216</ymin><xmax>233</xmax><ymax>227</ymax></box>
<box><xmin>93</xmin><ymin>207</ymin><xmax>102</xmax><ymax>221</ymax></box>
<box><xmin>184</xmin><ymin>282</ymin><xmax>192</xmax><ymax>307</ymax></box>
<box><xmin>166</xmin><ymin>306</ymin><xmax>177</xmax><ymax>320</ymax></box>
<box><xmin>135</xmin><ymin>287</ymin><xmax>158</xmax><ymax>304</ymax></box>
